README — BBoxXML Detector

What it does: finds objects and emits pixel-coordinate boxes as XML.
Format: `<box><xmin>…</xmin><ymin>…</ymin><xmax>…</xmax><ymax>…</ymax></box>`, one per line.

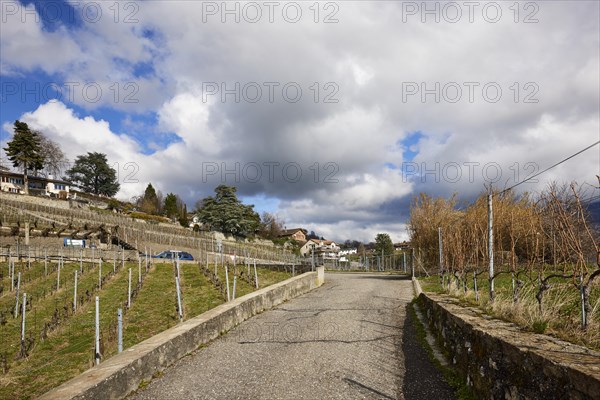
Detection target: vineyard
<box><xmin>410</xmin><ymin>180</ymin><xmax>600</xmax><ymax>349</ymax></box>
<box><xmin>0</xmin><ymin>192</ymin><xmax>307</xmax><ymax>398</ymax></box>
<box><xmin>0</xmin><ymin>254</ymin><xmax>296</xmax><ymax>399</ymax></box>
<box><xmin>0</xmin><ymin>192</ymin><xmax>299</xmax><ymax>264</ymax></box>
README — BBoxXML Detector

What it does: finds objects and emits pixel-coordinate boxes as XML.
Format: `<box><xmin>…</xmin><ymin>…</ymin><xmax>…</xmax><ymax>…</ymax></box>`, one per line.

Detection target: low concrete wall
<box><xmin>412</xmin><ymin>277</ymin><xmax>422</xmax><ymax>296</ymax></box>
<box><xmin>39</xmin><ymin>267</ymin><xmax>325</xmax><ymax>400</ymax></box>
<box><xmin>418</xmin><ymin>292</ymin><xmax>600</xmax><ymax>400</ymax></box>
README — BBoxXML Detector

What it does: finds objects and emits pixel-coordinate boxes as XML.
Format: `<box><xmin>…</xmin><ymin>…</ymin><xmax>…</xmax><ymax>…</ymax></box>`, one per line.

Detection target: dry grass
<box><xmin>422</xmin><ymin>272</ymin><xmax>600</xmax><ymax>350</ymax></box>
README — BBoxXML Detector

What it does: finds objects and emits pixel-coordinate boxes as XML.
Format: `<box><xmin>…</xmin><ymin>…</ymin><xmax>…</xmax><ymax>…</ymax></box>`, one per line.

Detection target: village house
<box><xmin>394</xmin><ymin>241</ymin><xmax>411</xmax><ymax>251</ymax></box>
<box><xmin>339</xmin><ymin>248</ymin><xmax>358</xmax><ymax>256</ymax></box>
<box><xmin>300</xmin><ymin>238</ymin><xmax>340</xmax><ymax>258</ymax></box>
<box><xmin>189</xmin><ymin>215</ymin><xmax>202</xmax><ymax>230</ymax></box>
<box><xmin>0</xmin><ymin>168</ymin><xmax>71</xmax><ymax>198</ymax></box>
<box><xmin>278</xmin><ymin>228</ymin><xmax>307</xmax><ymax>242</ymax></box>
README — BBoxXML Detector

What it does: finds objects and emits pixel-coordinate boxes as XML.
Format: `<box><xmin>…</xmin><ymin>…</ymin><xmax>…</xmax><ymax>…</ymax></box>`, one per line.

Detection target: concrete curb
<box><xmin>39</xmin><ymin>267</ymin><xmax>325</xmax><ymax>400</ymax></box>
<box><xmin>412</xmin><ymin>277</ymin><xmax>423</xmax><ymax>297</ymax></box>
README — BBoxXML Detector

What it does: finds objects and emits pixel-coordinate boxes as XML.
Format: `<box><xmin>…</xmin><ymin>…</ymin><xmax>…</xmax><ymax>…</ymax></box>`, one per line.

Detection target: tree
<box><xmin>164</xmin><ymin>192</ymin><xmax>178</xmax><ymax>219</ymax></box>
<box><xmin>37</xmin><ymin>133</ymin><xmax>68</xmax><ymax>178</ymax></box>
<box><xmin>3</xmin><ymin>120</ymin><xmax>45</xmax><ymax>194</ymax></box>
<box><xmin>66</xmin><ymin>152</ymin><xmax>120</xmax><ymax>196</ymax></box>
<box><xmin>357</xmin><ymin>243</ymin><xmax>366</xmax><ymax>256</ymax></box>
<box><xmin>375</xmin><ymin>233</ymin><xmax>394</xmax><ymax>256</ymax></box>
<box><xmin>306</xmin><ymin>230</ymin><xmax>319</xmax><ymax>240</ymax></box>
<box><xmin>259</xmin><ymin>212</ymin><xmax>285</xmax><ymax>239</ymax></box>
<box><xmin>140</xmin><ymin>183</ymin><xmax>159</xmax><ymax>214</ymax></box>
<box><xmin>195</xmin><ymin>185</ymin><xmax>260</xmax><ymax>237</ymax></box>
<box><xmin>178</xmin><ymin>203</ymin><xmax>189</xmax><ymax>227</ymax></box>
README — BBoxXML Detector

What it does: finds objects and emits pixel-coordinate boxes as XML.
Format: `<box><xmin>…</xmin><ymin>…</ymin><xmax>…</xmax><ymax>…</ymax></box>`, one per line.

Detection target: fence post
<box><xmin>10</xmin><ymin>260</ymin><xmax>14</xmax><ymax>292</ymax></box>
<box><xmin>99</xmin><ymin>259</ymin><xmax>102</xmax><ymax>289</ymax></box>
<box><xmin>74</xmin><ymin>270</ymin><xmax>78</xmax><ymax>311</ymax></box>
<box><xmin>253</xmin><ymin>259</ymin><xmax>259</xmax><ymax>289</ymax></box>
<box><xmin>580</xmin><ymin>275</ymin><xmax>587</xmax><ymax>329</ymax></box>
<box><xmin>95</xmin><ymin>296</ymin><xmax>100</xmax><ymax>365</ymax></box>
<box><xmin>225</xmin><ymin>265</ymin><xmax>230</xmax><ymax>302</ymax></box>
<box><xmin>488</xmin><ymin>193</ymin><xmax>495</xmax><ymax>301</ymax></box>
<box><xmin>14</xmin><ymin>272</ymin><xmax>21</xmax><ymax>318</ymax></box>
<box><xmin>20</xmin><ymin>293</ymin><xmax>26</xmax><ymax>356</ymax></box>
<box><xmin>411</xmin><ymin>249</ymin><xmax>415</xmax><ymax>279</ymax></box>
<box><xmin>438</xmin><ymin>227</ymin><xmax>444</xmax><ymax>287</ymax></box>
<box><xmin>57</xmin><ymin>257</ymin><xmax>61</xmax><ymax>290</ymax></box>
<box><xmin>117</xmin><ymin>308</ymin><xmax>123</xmax><ymax>353</ymax></box>
<box><xmin>175</xmin><ymin>276</ymin><xmax>183</xmax><ymax>321</ymax></box>
<box><xmin>232</xmin><ymin>276</ymin><xmax>237</xmax><ymax>300</ymax></box>
<box><xmin>127</xmin><ymin>268</ymin><xmax>132</xmax><ymax>308</ymax></box>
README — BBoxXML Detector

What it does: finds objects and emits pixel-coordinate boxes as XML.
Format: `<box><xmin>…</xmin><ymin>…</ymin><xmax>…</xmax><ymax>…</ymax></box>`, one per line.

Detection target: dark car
<box><xmin>152</xmin><ymin>250</ymin><xmax>194</xmax><ymax>261</ymax></box>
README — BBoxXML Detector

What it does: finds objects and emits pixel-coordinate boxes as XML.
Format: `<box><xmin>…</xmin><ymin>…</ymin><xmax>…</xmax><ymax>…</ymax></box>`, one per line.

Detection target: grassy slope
<box><xmin>0</xmin><ymin>261</ymin><xmax>293</xmax><ymax>399</ymax></box>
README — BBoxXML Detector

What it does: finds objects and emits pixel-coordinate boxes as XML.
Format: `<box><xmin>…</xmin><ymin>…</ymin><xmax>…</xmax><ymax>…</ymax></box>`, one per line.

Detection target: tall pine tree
<box><xmin>3</xmin><ymin>121</ymin><xmax>45</xmax><ymax>194</ymax></box>
<box><xmin>163</xmin><ymin>192</ymin><xmax>178</xmax><ymax>219</ymax></box>
<box><xmin>140</xmin><ymin>183</ymin><xmax>159</xmax><ymax>214</ymax></box>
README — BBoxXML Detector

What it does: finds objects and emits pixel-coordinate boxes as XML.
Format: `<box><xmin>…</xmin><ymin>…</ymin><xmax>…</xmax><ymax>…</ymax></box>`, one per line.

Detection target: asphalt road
<box><xmin>130</xmin><ymin>273</ymin><xmax>455</xmax><ymax>400</ymax></box>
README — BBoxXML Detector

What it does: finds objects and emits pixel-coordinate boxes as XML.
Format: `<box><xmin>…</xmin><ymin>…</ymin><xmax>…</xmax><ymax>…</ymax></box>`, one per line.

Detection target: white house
<box><xmin>300</xmin><ymin>239</ymin><xmax>340</xmax><ymax>258</ymax></box>
<box><xmin>0</xmin><ymin>170</ymin><xmax>70</xmax><ymax>197</ymax></box>
<box><xmin>339</xmin><ymin>248</ymin><xmax>357</xmax><ymax>256</ymax></box>
<box><xmin>189</xmin><ymin>215</ymin><xmax>205</xmax><ymax>230</ymax></box>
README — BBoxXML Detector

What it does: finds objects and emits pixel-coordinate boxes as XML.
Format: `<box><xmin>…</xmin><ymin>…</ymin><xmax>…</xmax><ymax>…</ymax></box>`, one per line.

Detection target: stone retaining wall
<box><xmin>418</xmin><ymin>292</ymin><xmax>600</xmax><ymax>399</ymax></box>
<box><xmin>0</xmin><ymin>191</ymin><xmax>73</xmax><ymax>209</ymax></box>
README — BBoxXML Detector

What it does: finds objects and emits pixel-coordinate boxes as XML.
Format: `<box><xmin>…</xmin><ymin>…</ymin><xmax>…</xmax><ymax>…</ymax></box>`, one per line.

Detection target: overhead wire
<box><xmin>498</xmin><ymin>140</ymin><xmax>599</xmax><ymax>195</ymax></box>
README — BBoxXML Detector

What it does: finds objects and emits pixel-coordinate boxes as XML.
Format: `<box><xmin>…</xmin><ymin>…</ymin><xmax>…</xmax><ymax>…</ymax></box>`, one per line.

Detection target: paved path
<box><xmin>131</xmin><ymin>273</ymin><xmax>455</xmax><ymax>400</ymax></box>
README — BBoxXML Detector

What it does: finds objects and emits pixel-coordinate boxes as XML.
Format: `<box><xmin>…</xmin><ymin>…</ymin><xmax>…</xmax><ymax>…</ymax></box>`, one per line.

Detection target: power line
<box><xmin>499</xmin><ymin>140</ymin><xmax>600</xmax><ymax>195</ymax></box>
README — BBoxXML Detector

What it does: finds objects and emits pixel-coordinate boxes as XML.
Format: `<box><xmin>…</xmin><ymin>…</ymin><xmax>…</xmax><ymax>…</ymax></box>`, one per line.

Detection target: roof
<box><xmin>304</xmin><ymin>239</ymin><xmax>336</xmax><ymax>246</ymax></box>
<box><xmin>279</xmin><ymin>228</ymin><xmax>306</xmax><ymax>236</ymax></box>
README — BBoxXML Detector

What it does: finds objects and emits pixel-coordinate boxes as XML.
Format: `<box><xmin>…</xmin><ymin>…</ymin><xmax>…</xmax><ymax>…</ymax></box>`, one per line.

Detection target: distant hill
<box><xmin>588</xmin><ymin>200</ymin><xmax>600</xmax><ymax>230</ymax></box>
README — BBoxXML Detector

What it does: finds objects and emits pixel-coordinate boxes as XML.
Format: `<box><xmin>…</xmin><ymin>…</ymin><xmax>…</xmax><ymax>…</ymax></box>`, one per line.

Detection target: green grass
<box><xmin>0</xmin><ymin>260</ymin><xmax>113</xmax><ymax>369</ymax></box>
<box><xmin>0</xmin><ymin>261</ymin><xmax>134</xmax><ymax>399</ymax></box>
<box><xmin>123</xmin><ymin>263</ymin><xmax>177</xmax><ymax>348</ymax></box>
<box><xmin>0</xmin><ymin>260</ymin><xmax>293</xmax><ymax>399</ymax></box>
<box><xmin>179</xmin><ymin>264</ymin><xmax>224</xmax><ymax>318</ymax></box>
<box><xmin>255</xmin><ymin>267</ymin><xmax>293</xmax><ymax>288</ymax></box>
<box><xmin>214</xmin><ymin>263</ymin><xmax>256</xmax><ymax>299</ymax></box>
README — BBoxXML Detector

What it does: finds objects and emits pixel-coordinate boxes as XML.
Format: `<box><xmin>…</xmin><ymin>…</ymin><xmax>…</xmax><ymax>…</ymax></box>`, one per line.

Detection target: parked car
<box><xmin>152</xmin><ymin>250</ymin><xmax>194</xmax><ymax>261</ymax></box>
